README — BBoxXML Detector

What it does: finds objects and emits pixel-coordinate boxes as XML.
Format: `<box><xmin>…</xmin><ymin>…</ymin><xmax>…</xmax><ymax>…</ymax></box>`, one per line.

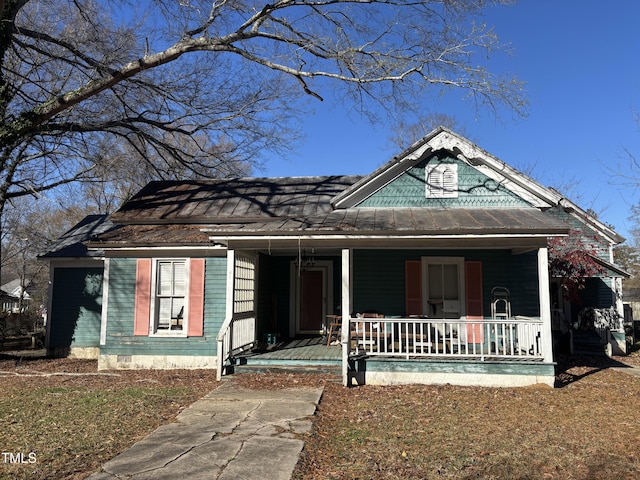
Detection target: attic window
<box><xmin>426</xmin><ymin>163</ymin><xmax>458</xmax><ymax>198</ymax></box>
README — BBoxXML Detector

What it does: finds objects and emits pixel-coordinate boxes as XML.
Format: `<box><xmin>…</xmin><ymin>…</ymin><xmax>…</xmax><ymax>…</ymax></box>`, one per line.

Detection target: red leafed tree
<box><xmin>548</xmin><ymin>229</ymin><xmax>606</xmax><ymax>302</ymax></box>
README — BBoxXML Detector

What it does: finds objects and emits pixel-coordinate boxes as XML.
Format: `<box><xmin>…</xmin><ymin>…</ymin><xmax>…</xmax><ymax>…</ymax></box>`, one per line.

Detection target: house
<box><xmin>1</xmin><ymin>279</ymin><xmax>32</xmax><ymax>313</ymax></box>
<box><xmin>40</xmin><ymin>127</ymin><xmax>627</xmax><ymax>387</ymax></box>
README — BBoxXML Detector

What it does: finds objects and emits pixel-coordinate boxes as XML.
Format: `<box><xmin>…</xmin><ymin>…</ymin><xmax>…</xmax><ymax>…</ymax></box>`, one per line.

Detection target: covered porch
<box><xmin>216</xmin><ymin>233</ymin><xmax>558</xmax><ymax>387</ymax></box>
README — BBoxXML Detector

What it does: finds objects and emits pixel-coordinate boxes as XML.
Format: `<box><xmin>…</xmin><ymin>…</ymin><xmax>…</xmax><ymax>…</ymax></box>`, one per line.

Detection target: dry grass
<box><xmin>0</xmin><ymin>356</ymin><xmax>218</xmax><ymax>480</ymax></box>
<box><xmin>1</xmin><ymin>350</ymin><xmax>640</xmax><ymax>480</ymax></box>
<box><xmin>292</xmin><ymin>352</ymin><xmax>640</xmax><ymax>480</ymax></box>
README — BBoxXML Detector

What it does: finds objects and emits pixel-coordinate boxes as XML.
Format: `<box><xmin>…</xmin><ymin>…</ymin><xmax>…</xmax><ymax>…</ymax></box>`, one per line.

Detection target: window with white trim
<box><xmin>154</xmin><ymin>259</ymin><xmax>187</xmax><ymax>333</ymax></box>
<box><xmin>422</xmin><ymin>257</ymin><xmax>465</xmax><ymax>319</ymax></box>
<box><xmin>426</xmin><ymin>163</ymin><xmax>458</xmax><ymax>198</ymax></box>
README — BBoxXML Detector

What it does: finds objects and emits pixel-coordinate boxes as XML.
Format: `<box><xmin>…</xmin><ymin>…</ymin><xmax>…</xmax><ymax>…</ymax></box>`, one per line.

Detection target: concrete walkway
<box><xmin>87</xmin><ymin>382</ymin><xmax>324</xmax><ymax>480</ymax></box>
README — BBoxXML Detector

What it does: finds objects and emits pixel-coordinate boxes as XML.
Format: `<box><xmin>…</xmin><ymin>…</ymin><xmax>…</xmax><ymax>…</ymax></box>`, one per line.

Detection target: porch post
<box><xmin>538</xmin><ymin>247</ymin><xmax>554</xmax><ymax>363</ymax></box>
<box><xmin>341</xmin><ymin>248</ymin><xmax>352</xmax><ymax>386</ymax></box>
<box><xmin>216</xmin><ymin>249</ymin><xmax>235</xmax><ymax>381</ymax></box>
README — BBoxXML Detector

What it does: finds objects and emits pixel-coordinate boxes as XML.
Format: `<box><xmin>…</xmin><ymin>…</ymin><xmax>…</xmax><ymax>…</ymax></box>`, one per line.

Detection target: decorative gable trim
<box><xmin>332</xmin><ymin>127</ymin><xmax>557</xmax><ymax>209</ymax></box>
<box><xmin>331</xmin><ymin>126</ymin><xmax>624</xmax><ymax>246</ymax></box>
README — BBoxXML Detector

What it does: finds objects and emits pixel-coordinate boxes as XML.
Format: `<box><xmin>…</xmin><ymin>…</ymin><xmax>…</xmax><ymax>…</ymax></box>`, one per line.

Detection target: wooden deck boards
<box><xmin>238</xmin><ymin>337</ymin><xmax>341</xmax><ymax>365</ymax></box>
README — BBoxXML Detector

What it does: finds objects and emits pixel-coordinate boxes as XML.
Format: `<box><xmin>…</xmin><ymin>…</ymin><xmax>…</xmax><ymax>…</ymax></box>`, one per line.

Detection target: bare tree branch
<box><xmin>0</xmin><ymin>0</ymin><xmax>524</xmax><ymax>216</ymax></box>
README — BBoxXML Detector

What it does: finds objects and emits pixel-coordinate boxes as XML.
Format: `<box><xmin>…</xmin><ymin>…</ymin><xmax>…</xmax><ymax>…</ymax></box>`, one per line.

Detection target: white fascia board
<box><xmin>333</xmin><ymin>143</ymin><xmax>435</xmax><ymax>208</ymax></box>
<box><xmin>215</xmin><ymin>233</ymin><xmax>560</xmax><ymax>241</ymax></box>
<box><xmin>445</xmin><ymin>138</ymin><xmax>560</xmax><ymax>208</ymax></box>
<box><xmin>217</xmin><ymin>234</ymin><xmax>558</xmax><ymax>251</ymax></box>
<box><xmin>557</xmin><ymin>197</ymin><xmax>625</xmax><ymax>245</ymax></box>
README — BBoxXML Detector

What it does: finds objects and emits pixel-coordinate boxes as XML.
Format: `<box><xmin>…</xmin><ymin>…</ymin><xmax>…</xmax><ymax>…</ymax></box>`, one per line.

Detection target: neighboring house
<box><xmin>40</xmin><ymin>128</ymin><xmax>627</xmax><ymax>387</ymax></box>
<box><xmin>1</xmin><ymin>279</ymin><xmax>32</xmax><ymax>313</ymax></box>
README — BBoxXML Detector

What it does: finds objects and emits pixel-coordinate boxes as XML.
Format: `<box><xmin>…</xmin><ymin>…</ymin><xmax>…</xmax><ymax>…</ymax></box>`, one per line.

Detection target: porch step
<box><xmin>572</xmin><ymin>330</ymin><xmax>608</xmax><ymax>356</ymax></box>
<box><xmin>231</xmin><ymin>363</ymin><xmax>342</xmax><ymax>377</ymax></box>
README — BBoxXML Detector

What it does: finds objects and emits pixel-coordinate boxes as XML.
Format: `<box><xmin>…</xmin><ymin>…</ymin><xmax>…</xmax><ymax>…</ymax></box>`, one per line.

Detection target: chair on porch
<box><xmin>353</xmin><ymin>312</ymin><xmax>385</xmax><ymax>353</ymax></box>
<box><xmin>491</xmin><ymin>287</ymin><xmax>513</xmax><ymax>354</ymax></box>
<box><xmin>326</xmin><ymin>315</ymin><xmax>342</xmax><ymax>346</ymax></box>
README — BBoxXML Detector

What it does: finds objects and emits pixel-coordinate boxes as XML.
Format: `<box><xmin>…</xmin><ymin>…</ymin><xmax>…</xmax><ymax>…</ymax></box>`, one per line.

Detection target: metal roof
<box><xmin>202</xmin><ymin>207</ymin><xmax>569</xmax><ymax>236</ymax></box>
<box><xmin>39</xmin><ymin>214</ymin><xmax>116</xmax><ymax>258</ymax></box>
<box><xmin>90</xmin><ymin>207</ymin><xmax>569</xmax><ymax>248</ymax></box>
<box><xmin>110</xmin><ymin>176</ymin><xmax>363</xmax><ymax>224</ymax></box>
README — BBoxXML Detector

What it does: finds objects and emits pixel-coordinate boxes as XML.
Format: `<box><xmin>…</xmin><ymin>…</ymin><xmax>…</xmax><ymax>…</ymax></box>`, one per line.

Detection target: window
<box><xmin>426</xmin><ymin>163</ymin><xmax>458</xmax><ymax>198</ymax></box>
<box><xmin>134</xmin><ymin>258</ymin><xmax>205</xmax><ymax>337</ymax></box>
<box><xmin>154</xmin><ymin>260</ymin><xmax>186</xmax><ymax>332</ymax></box>
<box><xmin>422</xmin><ymin>257</ymin><xmax>464</xmax><ymax>319</ymax></box>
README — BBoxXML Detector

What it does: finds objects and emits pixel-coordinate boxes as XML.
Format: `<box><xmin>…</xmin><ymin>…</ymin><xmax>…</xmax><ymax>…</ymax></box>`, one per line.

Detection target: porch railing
<box><xmin>216</xmin><ymin>314</ymin><xmax>256</xmax><ymax>380</ymax></box>
<box><xmin>349</xmin><ymin>316</ymin><xmax>544</xmax><ymax>360</ymax></box>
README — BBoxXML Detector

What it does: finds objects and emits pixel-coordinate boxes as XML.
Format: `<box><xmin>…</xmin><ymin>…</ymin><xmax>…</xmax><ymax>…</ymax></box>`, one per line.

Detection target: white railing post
<box><xmin>341</xmin><ymin>248</ymin><xmax>352</xmax><ymax>386</ymax></box>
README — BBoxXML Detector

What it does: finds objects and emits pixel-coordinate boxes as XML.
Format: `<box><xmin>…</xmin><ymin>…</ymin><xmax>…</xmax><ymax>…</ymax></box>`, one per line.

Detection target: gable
<box><xmin>357</xmin><ymin>153</ymin><xmax>531</xmax><ymax>208</ymax></box>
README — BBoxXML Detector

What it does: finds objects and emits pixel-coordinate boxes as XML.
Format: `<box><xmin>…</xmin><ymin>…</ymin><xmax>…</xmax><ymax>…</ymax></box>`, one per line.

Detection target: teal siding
<box><xmin>49</xmin><ymin>267</ymin><xmax>103</xmax><ymax>349</ymax></box>
<box><xmin>546</xmin><ymin>206</ymin><xmax>611</xmax><ymax>261</ymax></box>
<box><xmin>353</xmin><ymin>250</ymin><xmax>540</xmax><ymax>318</ymax></box>
<box><xmin>102</xmin><ymin>257</ymin><xmax>226</xmax><ymax>357</ymax></box>
<box><xmin>546</xmin><ymin>206</ymin><xmax>617</xmax><ymax>309</ymax></box>
<box><xmin>580</xmin><ymin>277</ymin><xmax>615</xmax><ymax>309</ymax></box>
<box><xmin>358</xmin><ymin>358</ymin><xmax>555</xmax><ymax>377</ymax></box>
<box><xmin>203</xmin><ymin>257</ymin><xmax>227</xmax><ymax>341</ymax></box>
<box><xmin>359</xmin><ymin>154</ymin><xmax>531</xmax><ymax>208</ymax></box>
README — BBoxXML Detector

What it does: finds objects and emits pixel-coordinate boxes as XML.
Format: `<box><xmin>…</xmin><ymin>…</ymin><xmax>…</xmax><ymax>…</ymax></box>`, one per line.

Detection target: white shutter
<box><xmin>442</xmin><ymin>167</ymin><xmax>456</xmax><ymax>197</ymax></box>
<box><xmin>426</xmin><ymin>163</ymin><xmax>458</xmax><ymax>198</ymax></box>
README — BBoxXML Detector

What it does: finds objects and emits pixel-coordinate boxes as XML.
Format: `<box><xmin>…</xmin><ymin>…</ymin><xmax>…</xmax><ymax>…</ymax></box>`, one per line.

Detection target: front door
<box><xmin>299</xmin><ymin>269</ymin><xmax>324</xmax><ymax>333</ymax></box>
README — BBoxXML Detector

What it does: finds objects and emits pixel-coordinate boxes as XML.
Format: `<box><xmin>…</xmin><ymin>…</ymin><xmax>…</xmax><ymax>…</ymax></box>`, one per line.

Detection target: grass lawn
<box><xmin>291</xmin><ymin>353</ymin><xmax>640</xmax><ymax>480</ymax></box>
<box><xmin>1</xmin><ymin>351</ymin><xmax>640</xmax><ymax>480</ymax></box>
<box><xmin>0</xmin><ymin>357</ymin><xmax>218</xmax><ymax>480</ymax></box>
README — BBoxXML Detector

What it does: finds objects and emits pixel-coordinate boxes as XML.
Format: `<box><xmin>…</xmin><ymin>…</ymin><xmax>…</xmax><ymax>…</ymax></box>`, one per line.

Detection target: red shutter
<box><xmin>405</xmin><ymin>260</ymin><xmax>423</xmax><ymax>316</ymax></box>
<box><xmin>134</xmin><ymin>259</ymin><xmax>152</xmax><ymax>336</ymax></box>
<box><xmin>464</xmin><ymin>261</ymin><xmax>483</xmax><ymax>343</ymax></box>
<box><xmin>188</xmin><ymin>258</ymin><xmax>205</xmax><ymax>337</ymax></box>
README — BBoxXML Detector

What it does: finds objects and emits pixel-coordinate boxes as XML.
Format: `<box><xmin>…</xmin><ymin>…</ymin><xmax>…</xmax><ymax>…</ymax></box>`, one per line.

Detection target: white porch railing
<box><xmin>216</xmin><ymin>314</ymin><xmax>256</xmax><ymax>380</ymax></box>
<box><xmin>349</xmin><ymin>316</ymin><xmax>544</xmax><ymax>360</ymax></box>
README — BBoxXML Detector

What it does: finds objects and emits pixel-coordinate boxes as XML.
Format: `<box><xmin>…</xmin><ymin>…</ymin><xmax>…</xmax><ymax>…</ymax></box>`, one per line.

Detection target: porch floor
<box><xmin>236</xmin><ymin>336</ymin><xmax>341</xmax><ymax>367</ymax></box>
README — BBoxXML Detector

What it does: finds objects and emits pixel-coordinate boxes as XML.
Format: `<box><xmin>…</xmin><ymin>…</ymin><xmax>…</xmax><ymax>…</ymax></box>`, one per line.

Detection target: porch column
<box><xmin>216</xmin><ymin>249</ymin><xmax>235</xmax><ymax>381</ymax></box>
<box><xmin>614</xmin><ymin>276</ymin><xmax>624</xmax><ymax>327</ymax></box>
<box><xmin>341</xmin><ymin>248</ymin><xmax>352</xmax><ymax>386</ymax></box>
<box><xmin>538</xmin><ymin>247</ymin><xmax>554</xmax><ymax>363</ymax></box>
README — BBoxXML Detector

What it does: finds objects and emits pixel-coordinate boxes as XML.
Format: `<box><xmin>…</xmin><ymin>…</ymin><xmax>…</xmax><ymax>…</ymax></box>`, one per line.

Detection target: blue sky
<box><xmin>261</xmin><ymin>1</ymin><xmax>640</xmax><ymax>241</ymax></box>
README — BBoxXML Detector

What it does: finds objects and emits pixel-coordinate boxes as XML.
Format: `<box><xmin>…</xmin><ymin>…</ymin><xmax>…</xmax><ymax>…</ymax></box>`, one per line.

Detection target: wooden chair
<box><xmin>326</xmin><ymin>315</ymin><xmax>342</xmax><ymax>346</ymax></box>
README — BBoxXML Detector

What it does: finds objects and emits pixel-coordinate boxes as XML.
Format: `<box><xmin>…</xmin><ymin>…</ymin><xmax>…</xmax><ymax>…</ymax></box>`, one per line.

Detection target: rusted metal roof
<box><xmin>92</xmin><ymin>224</ymin><xmax>211</xmax><ymax>246</ymax></box>
<box><xmin>203</xmin><ymin>207</ymin><xmax>569</xmax><ymax>236</ymax></box>
<box><xmin>86</xmin><ymin>175</ymin><xmax>571</xmax><ymax>248</ymax></box>
<box><xmin>90</xmin><ymin>207</ymin><xmax>569</xmax><ymax>248</ymax></box>
<box><xmin>110</xmin><ymin>176</ymin><xmax>363</xmax><ymax>224</ymax></box>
